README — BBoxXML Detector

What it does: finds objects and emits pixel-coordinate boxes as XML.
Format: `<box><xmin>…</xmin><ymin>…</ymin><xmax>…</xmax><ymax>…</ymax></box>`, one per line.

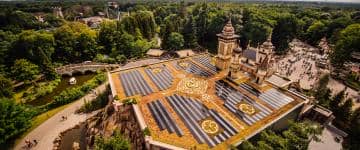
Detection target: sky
<box><xmin>271</xmin><ymin>0</ymin><xmax>360</xmax><ymax>3</ymax></box>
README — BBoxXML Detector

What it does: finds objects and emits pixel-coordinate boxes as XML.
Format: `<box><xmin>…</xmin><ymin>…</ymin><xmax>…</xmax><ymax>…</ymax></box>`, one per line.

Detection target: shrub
<box><xmin>123</xmin><ymin>98</ymin><xmax>137</xmax><ymax>105</ymax></box>
<box><xmin>94</xmin><ymin>130</ymin><xmax>131</xmax><ymax>150</ymax></box>
<box><xmin>77</xmin><ymin>88</ymin><xmax>110</xmax><ymax>113</ymax></box>
<box><xmin>143</xmin><ymin>127</ymin><xmax>151</xmax><ymax>136</ymax></box>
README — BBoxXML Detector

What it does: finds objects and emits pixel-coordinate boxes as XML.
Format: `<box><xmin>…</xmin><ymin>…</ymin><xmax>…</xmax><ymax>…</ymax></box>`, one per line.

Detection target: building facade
<box><xmin>217</xmin><ymin>20</ymin><xmax>275</xmax><ymax>84</ymax></box>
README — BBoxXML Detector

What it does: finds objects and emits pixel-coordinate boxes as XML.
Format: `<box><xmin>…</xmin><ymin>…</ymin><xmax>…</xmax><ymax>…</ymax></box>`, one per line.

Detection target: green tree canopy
<box><xmin>239</xmin><ymin>121</ymin><xmax>322</xmax><ymax>150</ymax></box>
<box><xmin>272</xmin><ymin>14</ymin><xmax>299</xmax><ymax>53</ymax></box>
<box><xmin>167</xmin><ymin>32</ymin><xmax>184</xmax><ymax>51</ymax></box>
<box><xmin>53</xmin><ymin>22</ymin><xmax>97</xmax><ymax>63</ymax></box>
<box><xmin>331</xmin><ymin>23</ymin><xmax>360</xmax><ymax>67</ymax></box>
<box><xmin>0</xmin><ymin>97</ymin><xmax>34</xmax><ymax>145</ymax></box>
<box><xmin>0</xmin><ymin>74</ymin><xmax>13</xmax><ymax>98</ymax></box>
<box><xmin>12</xmin><ymin>30</ymin><xmax>54</xmax><ymax>66</ymax></box>
<box><xmin>11</xmin><ymin>59</ymin><xmax>40</xmax><ymax>82</ymax></box>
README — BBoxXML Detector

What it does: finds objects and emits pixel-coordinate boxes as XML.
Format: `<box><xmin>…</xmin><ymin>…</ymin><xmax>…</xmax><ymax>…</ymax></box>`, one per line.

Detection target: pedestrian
<box><xmin>33</xmin><ymin>139</ymin><xmax>38</xmax><ymax>145</ymax></box>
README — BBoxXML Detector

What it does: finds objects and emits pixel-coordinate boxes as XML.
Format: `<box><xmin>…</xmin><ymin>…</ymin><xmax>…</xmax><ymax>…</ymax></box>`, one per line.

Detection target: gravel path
<box><xmin>14</xmin><ymin>83</ymin><xmax>108</xmax><ymax>150</ymax></box>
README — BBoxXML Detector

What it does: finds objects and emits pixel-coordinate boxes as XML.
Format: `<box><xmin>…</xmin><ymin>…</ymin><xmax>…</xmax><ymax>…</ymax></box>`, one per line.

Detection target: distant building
<box><xmin>53</xmin><ymin>7</ymin><xmax>64</xmax><ymax>18</ymax></box>
<box><xmin>79</xmin><ymin>16</ymin><xmax>104</xmax><ymax>29</ymax></box>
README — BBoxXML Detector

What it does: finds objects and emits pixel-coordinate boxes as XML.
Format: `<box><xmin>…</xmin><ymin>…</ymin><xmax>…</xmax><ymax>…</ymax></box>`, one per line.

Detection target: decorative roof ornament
<box><xmin>261</xmin><ymin>32</ymin><xmax>274</xmax><ymax>49</ymax></box>
<box><xmin>222</xmin><ymin>18</ymin><xmax>235</xmax><ymax>36</ymax></box>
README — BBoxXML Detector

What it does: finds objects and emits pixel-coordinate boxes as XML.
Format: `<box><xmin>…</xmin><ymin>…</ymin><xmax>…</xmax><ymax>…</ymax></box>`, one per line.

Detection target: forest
<box><xmin>0</xmin><ymin>0</ymin><xmax>359</xmax><ymax>149</ymax></box>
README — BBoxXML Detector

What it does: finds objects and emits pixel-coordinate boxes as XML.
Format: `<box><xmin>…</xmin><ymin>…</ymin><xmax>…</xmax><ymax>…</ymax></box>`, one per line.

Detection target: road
<box><xmin>14</xmin><ymin>83</ymin><xmax>108</xmax><ymax>150</ymax></box>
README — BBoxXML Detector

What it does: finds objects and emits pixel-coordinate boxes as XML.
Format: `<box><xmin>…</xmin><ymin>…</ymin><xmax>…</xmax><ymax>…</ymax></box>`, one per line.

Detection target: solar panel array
<box><xmin>215</xmin><ymin>80</ymin><xmax>272</xmax><ymax>125</ymax></box>
<box><xmin>173</xmin><ymin>61</ymin><xmax>214</xmax><ymax>77</ymax></box>
<box><xmin>144</xmin><ymin>65</ymin><xmax>173</xmax><ymax>91</ymax></box>
<box><xmin>259</xmin><ymin>89</ymin><xmax>294</xmax><ymax>109</ymax></box>
<box><xmin>239</xmin><ymin>83</ymin><xmax>294</xmax><ymax>110</ymax></box>
<box><xmin>166</xmin><ymin>94</ymin><xmax>238</xmax><ymax>147</ymax></box>
<box><xmin>147</xmin><ymin>100</ymin><xmax>183</xmax><ymax>136</ymax></box>
<box><xmin>239</xmin><ymin>83</ymin><xmax>260</xmax><ymax>96</ymax></box>
<box><xmin>192</xmin><ymin>55</ymin><xmax>218</xmax><ymax>73</ymax></box>
<box><xmin>119</xmin><ymin>70</ymin><xmax>153</xmax><ymax>97</ymax></box>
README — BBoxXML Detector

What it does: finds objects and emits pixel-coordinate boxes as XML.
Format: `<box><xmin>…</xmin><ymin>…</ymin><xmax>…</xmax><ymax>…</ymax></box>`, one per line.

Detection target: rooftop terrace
<box><xmin>109</xmin><ymin>54</ymin><xmax>305</xmax><ymax>149</ymax></box>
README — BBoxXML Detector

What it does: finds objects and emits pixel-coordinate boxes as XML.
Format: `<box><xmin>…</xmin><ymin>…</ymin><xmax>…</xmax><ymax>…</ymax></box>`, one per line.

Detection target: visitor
<box><xmin>33</xmin><ymin>139</ymin><xmax>38</xmax><ymax>145</ymax></box>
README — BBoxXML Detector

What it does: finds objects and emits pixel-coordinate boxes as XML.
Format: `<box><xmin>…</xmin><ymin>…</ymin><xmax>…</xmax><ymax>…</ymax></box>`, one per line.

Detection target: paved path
<box><xmin>14</xmin><ymin>83</ymin><xmax>108</xmax><ymax>150</ymax></box>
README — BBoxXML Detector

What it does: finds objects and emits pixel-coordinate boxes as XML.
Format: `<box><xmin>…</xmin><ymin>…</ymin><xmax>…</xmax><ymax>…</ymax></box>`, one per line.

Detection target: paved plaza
<box><xmin>275</xmin><ymin>39</ymin><xmax>326</xmax><ymax>90</ymax></box>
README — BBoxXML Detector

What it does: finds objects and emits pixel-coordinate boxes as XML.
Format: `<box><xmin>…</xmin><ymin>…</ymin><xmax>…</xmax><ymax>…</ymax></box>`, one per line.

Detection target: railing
<box><xmin>55</xmin><ymin>62</ymin><xmax>119</xmax><ymax>72</ymax></box>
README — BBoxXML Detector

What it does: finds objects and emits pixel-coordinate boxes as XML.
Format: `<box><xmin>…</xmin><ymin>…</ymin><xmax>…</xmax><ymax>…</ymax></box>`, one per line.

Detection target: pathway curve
<box><xmin>14</xmin><ymin>82</ymin><xmax>108</xmax><ymax>150</ymax></box>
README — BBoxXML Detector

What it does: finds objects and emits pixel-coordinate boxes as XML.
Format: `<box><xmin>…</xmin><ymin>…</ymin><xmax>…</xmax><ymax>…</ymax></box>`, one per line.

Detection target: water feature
<box><xmin>59</xmin><ymin>123</ymin><xmax>87</xmax><ymax>150</ymax></box>
<box><xmin>26</xmin><ymin>73</ymin><xmax>95</xmax><ymax>106</ymax></box>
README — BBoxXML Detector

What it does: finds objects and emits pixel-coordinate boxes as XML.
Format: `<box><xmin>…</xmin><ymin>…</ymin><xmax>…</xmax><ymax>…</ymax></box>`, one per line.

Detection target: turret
<box><xmin>215</xmin><ymin>19</ymin><xmax>240</xmax><ymax>70</ymax></box>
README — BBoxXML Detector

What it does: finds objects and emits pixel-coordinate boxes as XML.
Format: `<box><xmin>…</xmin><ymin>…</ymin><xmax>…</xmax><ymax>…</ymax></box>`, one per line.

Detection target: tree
<box><xmin>272</xmin><ymin>14</ymin><xmax>299</xmax><ymax>53</ymax></box>
<box><xmin>336</xmin><ymin>99</ymin><xmax>353</xmax><ymax>127</ymax></box>
<box><xmin>12</xmin><ymin>30</ymin><xmax>54</xmax><ymax>66</ymax></box>
<box><xmin>11</xmin><ymin>59</ymin><xmax>40</xmax><ymax>83</ymax></box>
<box><xmin>0</xmin><ymin>97</ymin><xmax>34</xmax><ymax>145</ymax></box>
<box><xmin>331</xmin><ymin>23</ymin><xmax>360</xmax><ymax>67</ymax></box>
<box><xmin>94</xmin><ymin>130</ymin><xmax>131</xmax><ymax>150</ymax></box>
<box><xmin>53</xmin><ymin>22</ymin><xmax>97</xmax><ymax>63</ymax></box>
<box><xmin>112</xmin><ymin>32</ymin><xmax>135</xmax><ymax>58</ymax></box>
<box><xmin>239</xmin><ymin>140</ymin><xmax>256</xmax><ymax>150</ymax></box>
<box><xmin>242</xmin><ymin>21</ymin><xmax>271</xmax><ymax>47</ymax></box>
<box><xmin>314</xmin><ymin>74</ymin><xmax>331</xmax><ymax>107</ymax></box>
<box><xmin>167</xmin><ymin>32</ymin><xmax>184</xmax><ymax>51</ymax></box>
<box><xmin>133</xmin><ymin>11</ymin><xmax>156</xmax><ymax>39</ymax></box>
<box><xmin>182</xmin><ymin>15</ymin><xmax>198</xmax><ymax>48</ymax></box>
<box><xmin>98</xmin><ymin>21</ymin><xmax>118</xmax><ymax>54</ymax></box>
<box><xmin>305</xmin><ymin>21</ymin><xmax>328</xmax><ymax>45</ymax></box>
<box><xmin>329</xmin><ymin>90</ymin><xmax>345</xmax><ymax>113</ymax></box>
<box><xmin>240</xmin><ymin>121</ymin><xmax>322</xmax><ymax>150</ymax></box>
<box><xmin>347</xmin><ymin>108</ymin><xmax>360</xmax><ymax>150</ymax></box>
<box><xmin>0</xmin><ymin>30</ymin><xmax>16</xmax><ymax>71</ymax></box>
<box><xmin>0</xmin><ymin>74</ymin><xmax>13</xmax><ymax>98</ymax></box>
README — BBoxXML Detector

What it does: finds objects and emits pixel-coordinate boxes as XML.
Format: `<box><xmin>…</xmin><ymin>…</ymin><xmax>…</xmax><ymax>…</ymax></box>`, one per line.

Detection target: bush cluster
<box><xmin>77</xmin><ymin>87</ymin><xmax>110</xmax><ymax>113</ymax></box>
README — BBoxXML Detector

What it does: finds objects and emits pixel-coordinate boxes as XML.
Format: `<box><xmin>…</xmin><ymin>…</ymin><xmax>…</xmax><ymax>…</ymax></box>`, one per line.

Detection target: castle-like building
<box><xmin>216</xmin><ymin>19</ymin><xmax>274</xmax><ymax>84</ymax></box>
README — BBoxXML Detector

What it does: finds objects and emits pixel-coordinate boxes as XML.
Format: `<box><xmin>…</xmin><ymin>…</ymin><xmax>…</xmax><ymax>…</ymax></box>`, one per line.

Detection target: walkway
<box><xmin>14</xmin><ymin>83</ymin><xmax>108</xmax><ymax>150</ymax></box>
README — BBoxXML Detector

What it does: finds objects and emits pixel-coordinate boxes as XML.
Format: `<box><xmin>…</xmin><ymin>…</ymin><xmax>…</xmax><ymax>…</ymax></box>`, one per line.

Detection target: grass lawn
<box><xmin>14</xmin><ymin>103</ymin><xmax>71</xmax><ymax>145</ymax></box>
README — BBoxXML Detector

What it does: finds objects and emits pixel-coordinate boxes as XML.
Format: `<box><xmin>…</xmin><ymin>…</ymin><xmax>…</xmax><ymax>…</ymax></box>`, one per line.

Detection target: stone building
<box><xmin>216</xmin><ymin>19</ymin><xmax>274</xmax><ymax>84</ymax></box>
<box><xmin>215</xmin><ymin>19</ymin><xmax>239</xmax><ymax>70</ymax></box>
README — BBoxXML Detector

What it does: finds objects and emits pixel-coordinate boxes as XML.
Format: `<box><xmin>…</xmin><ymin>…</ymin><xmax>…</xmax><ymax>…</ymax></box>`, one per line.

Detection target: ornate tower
<box><xmin>255</xmin><ymin>55</ymin><xmax>269</xmax><ymax>84</ymax></box>
<box><xmin>216</xmin><ymin>19</ymin><xmax>240</xmax><ymax>70</ymax></box>
<box><xmin>229</xmin><ymin>47</ymin><xmax>242</xmax><ymax>79</ymax></box>
<box><xmin>257</xmin><ymin>34</ymin><xmax>274</xmax><ymax>64</ymax></box>
<box><xmin>255</xmin><ymin>34</ymin><xmax>274</xmax><ymax>84</ymax></box>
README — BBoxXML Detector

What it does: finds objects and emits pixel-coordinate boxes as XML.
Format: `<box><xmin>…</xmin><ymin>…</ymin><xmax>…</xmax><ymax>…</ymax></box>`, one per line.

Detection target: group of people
<box><xmin>276</xmin><ymin>47</ymin><xmax>325</xmax><ymax>89</ymax></box>
<box><xmin>24</xmin><ymin>139</ymin><xmax>38</xmax><ymax>149</ymax></box>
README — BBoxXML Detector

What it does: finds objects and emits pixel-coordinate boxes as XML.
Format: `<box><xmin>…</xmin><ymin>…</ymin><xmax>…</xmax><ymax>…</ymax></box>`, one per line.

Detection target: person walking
<box><xmin>33</xmin><ymin>139</ymin><xmax>38</xmax><ymax>145</ymax></box>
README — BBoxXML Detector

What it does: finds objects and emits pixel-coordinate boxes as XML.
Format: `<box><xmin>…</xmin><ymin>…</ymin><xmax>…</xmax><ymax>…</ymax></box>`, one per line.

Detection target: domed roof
<box><xmin>222</xmin><ymin>19</ymin><xmax>235</xmax><ymax>36</ymax></box>
<box><xmin>233</xmin><ymin>47</ymin><xmax>242</xmax><ymax>53</ymax></box>
<box><xmin>260</xmin><ymin>34</ymin><xmax>274</xmax><ymax>49</ymax></box>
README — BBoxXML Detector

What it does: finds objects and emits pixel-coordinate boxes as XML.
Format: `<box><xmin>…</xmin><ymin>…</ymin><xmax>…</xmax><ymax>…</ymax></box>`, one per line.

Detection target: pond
<box><xmin>26</xmin><ymin>73</ymin><xmax>95</xmax><ymax>106</ymax></box>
